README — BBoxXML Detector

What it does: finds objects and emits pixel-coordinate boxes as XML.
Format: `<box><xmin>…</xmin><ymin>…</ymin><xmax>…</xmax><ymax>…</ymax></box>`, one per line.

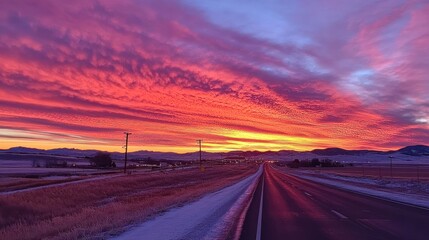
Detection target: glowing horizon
<box><xmin>0</xmin><ymin>0</ymin><xmax>428</xmax><ymax>153</ymax></box>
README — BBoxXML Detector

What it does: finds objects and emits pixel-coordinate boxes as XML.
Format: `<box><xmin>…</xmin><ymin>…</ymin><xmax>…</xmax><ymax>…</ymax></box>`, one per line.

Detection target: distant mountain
<box><xmin>1</xmin><ymin>145</ymin><xmax>428</xmax><ymax>160</ymax></box>
<box><xmin>5</xmin><ymin>147</ymin><xmax>46</xmax><ymax>154</ymax></box>
<box><xmin>398</xmin><ymin>145</ymin><xmax>429</xmax><ymax>156</ymax></box>
<box><xmin>45</xmin><ymin>148</ymin><xmax>101</xmax><ymax>157</ymax></box>
<box><xmin>310</xmin><ymin>148</ymin><xmax>381</xmax><ymax>156</ymax></box>
<box><xmin>1</xmin><ymin>147</ymin><xmax>104</xmax><ymax>158</ymax></box>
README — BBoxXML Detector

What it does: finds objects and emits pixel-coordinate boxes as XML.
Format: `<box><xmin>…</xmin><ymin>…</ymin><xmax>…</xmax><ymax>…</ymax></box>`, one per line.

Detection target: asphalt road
<box><xmin>240</xmin><ymin>164</ymin><xmax>429</xmax><ymax>240</ymax></box>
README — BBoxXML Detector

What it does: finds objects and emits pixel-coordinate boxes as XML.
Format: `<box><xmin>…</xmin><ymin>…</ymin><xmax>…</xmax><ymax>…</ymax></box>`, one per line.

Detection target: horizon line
<box><xmin>1</xmin><ymin>144</ymin><xmax>426</xmax><ymax>155</ymax></box>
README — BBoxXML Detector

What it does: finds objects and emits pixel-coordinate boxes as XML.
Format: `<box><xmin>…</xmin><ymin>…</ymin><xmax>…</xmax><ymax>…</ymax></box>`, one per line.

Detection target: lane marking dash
<box><xmin>331</xmin><ymin>209</ymin><xmax>348</xmax><ymax>219</ymax></box>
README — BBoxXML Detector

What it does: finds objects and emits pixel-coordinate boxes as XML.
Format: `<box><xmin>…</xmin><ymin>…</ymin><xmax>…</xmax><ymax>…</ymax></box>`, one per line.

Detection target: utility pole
<box><xmin>196</xmin><ymin>139</ymin><xmax>202</xmax><ymax>168</ymax></box>
<box><xmin>389</xmin><ymin>156</ymin><xmax>393</xmax><ymax>178</ymax></box>
<box><xmin>124</xmin><ymin>132</ymin><xmax>131</xmax><ymax>173</ymax></box>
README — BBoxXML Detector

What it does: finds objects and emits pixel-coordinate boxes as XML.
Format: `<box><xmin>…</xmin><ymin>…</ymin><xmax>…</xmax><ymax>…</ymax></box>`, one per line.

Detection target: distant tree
<box><xmin>321</xmin><ymin>158</ymin><xmax>333</xmax><ymax>167</ymax></box>
<box><xmin>287</xmin><ymin>159</ymin><xmax>301</xmax><ymax>168</ymax></box>
<box><xmin>46</xmin><ymin>159</ymin><xmax>67</xmax><ymax>168</ymax></box>
<box><xmin>90</xmin><ymin>152</ymin><xmax>113</xmax><ymax>168</ymax></box>
<box><xmin>311</xmin><ymin>158</ymin><xmax>320</xmax><ymax>167</ymax></box>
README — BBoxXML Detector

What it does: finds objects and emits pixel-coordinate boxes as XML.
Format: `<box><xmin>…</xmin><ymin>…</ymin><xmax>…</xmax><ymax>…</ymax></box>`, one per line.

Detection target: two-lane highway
<box><xmin>240</xmin><ymin>164</ymin><xmax>429</xmax><ymax>240</ymax></box>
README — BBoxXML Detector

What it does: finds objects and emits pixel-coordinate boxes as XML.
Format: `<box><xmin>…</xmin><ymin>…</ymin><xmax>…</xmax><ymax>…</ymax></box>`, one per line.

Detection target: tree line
<box><xmin>285</xmin><ymin>158</ymin><xmax>347</xmax><ymax>168</ymax></box>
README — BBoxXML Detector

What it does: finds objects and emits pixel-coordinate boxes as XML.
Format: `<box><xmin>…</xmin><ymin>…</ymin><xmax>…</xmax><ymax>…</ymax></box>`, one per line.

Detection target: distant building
<box><xmin>223</xmin><ymin>156</ymin><xmax>246</xmax><ymax>163</ymax></box>
<box><xmin>32</xmin><ymin>159</ymin><xmax>67</xmax><ymax>168</ymax></box>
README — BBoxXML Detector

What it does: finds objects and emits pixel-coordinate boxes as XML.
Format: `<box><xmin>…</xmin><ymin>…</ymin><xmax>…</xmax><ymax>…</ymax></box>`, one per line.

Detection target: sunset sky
<box><xmin>0</xmin><ymin>0</ymin><xmax>428</xmax><ymax>153</ymax></box>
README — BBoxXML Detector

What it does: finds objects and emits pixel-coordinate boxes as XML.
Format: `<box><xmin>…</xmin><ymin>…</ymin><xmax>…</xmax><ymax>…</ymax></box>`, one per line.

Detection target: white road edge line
<box><xmin>256</xmin><ymin>175</ymin><xmax>265</xmax><ymax>240</ymax></box>
<box><xmin>304</xmin><ymin>192</ymin><xmax>312</xmax><ymax>197</ymax></box>
<box><xmin>331</xmin><ymin>209</ymin><xmax>348</xmax><ymax>219</ymax></box>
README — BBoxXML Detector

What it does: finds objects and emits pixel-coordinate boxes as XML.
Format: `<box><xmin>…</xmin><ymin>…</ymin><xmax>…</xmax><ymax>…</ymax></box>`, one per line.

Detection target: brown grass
<box><xmin>300</xmin><ymin>165</ymin><xmax>429</xmax><ymax>180</ymax></box>
<box><xmin>0</xmin><ymin>165</ymin><xmax>257</xmax><ymax>240</ymax></box>
<box><xmin>0</xmin><ymin>177</ymin><xmax>86</xmax><ymax>193</ymax></box>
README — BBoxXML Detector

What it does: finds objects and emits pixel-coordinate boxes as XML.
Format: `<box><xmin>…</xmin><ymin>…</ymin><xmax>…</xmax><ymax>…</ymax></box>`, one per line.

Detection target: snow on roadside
<box><xmin>308</xmin><ymin>172</ymin><xmax>429</xmax><ymax>195</ymax></box>
<box><xmin>111</xmin><ymin>165</ymin><xmax>263</xmax><ymax>240</ymax></box>
<box><xmin>290</xmin><ymin>172</ymin><xmax>429</xmax><ymax>209</ymax></box>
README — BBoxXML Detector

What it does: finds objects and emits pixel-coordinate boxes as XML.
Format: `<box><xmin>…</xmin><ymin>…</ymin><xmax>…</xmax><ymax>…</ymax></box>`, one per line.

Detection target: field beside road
<box><xmin>0</xmin><ymin>176</ymin><xmax>86</xmax><ymax>193</ymax></box>
<box><xmin>0</xmin><ymin>164</ymin><xmax>257</xmax><ymax>240</ymax></box>
<box><xmin>276</xmin><ymin>164</ymin><xmax>429</xmax><ymax>209</ymax></box>
<box><xmin>307</xmin><ymin>164</ymin><xmax>429</xmax><ymax>180</ymax></box>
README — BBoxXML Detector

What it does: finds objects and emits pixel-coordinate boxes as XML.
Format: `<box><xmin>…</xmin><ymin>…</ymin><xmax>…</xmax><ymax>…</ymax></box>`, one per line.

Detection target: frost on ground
<box><xmin>314</xmin><ymin>173</ymin><xmax>429</xmax><ymax>195</ymax></box>
<box><xmin>290</xmin><ymin>170</ymin><xmax>429</xmax><ymax>209</ymax></box>
<box><xmin>111</xmin><ymin>165</ymin><xmax>262</xmax><ymax>240</ymax></box>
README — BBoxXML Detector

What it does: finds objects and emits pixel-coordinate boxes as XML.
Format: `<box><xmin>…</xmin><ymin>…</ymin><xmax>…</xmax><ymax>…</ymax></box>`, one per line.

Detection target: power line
<box><xmin>196</xmin><ymin>139</ymin><xmax>202</xmax><ymax>168</ymax></box>
<box><xmin>124</xmin><ymin>132</ymin><xmax>131</xmax><ymax>174</ymax></box>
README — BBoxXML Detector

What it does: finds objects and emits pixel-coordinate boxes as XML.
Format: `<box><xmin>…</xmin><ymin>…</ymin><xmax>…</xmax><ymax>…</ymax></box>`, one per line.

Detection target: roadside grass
<box><xmin>278</xmin><ymin>165</ymin><xmax>429</xmax><ymax>180</ymax></box>
<box><xmin>0</xmin><ymin>165</ymin><xmax>257</xmax><ymax>240</ymax></box>
<box><xmin>276</xmin><ymin>165</ymin><xmax>429</xmax><ymax>196</ymax></box>
<box><xmin>0</xmin><ymin>177</ymin><xmax>86</xmax><ymax>193</ymax></box>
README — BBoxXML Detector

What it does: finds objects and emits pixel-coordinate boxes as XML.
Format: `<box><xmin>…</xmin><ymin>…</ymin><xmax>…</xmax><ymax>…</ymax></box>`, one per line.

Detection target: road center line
<box><xmin>331</xmin><ymin>209</ymin><xmax>348</xmax><ymax>219</ymax></box>
<box><xmin>256</xmin><ymin>175</ymin><xmax>265</xmax><ymax>240</ymax></box>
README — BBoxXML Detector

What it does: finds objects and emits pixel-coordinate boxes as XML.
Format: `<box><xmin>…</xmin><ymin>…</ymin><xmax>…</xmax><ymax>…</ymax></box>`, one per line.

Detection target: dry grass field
<box><xmin>0</xmin><ymin>164</ymin><xmax>257</xmax><ymax>240</ymax></box>
<box><xmin>312</xmin><ymin>165</ymin><xmax>429</xmax><ymax>180</ymax></box>
<box><xmin>0</xmin><ymin>177</ymin><xmax>86</xmax><ymax>193</ymax></box>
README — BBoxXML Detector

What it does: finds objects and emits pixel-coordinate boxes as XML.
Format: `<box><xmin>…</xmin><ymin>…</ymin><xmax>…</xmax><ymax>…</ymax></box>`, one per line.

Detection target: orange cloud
<box><xmin>0</xmin><ymin>0</ymin><xmax>427</xmax><ymax>152</ymax></box>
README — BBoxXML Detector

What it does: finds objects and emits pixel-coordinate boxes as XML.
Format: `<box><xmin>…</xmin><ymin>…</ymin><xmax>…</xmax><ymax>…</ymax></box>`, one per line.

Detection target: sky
<box><xmin>0</xmin><ymin>0</ymin><xmax>428</xmax><ymax>153</ymax></box>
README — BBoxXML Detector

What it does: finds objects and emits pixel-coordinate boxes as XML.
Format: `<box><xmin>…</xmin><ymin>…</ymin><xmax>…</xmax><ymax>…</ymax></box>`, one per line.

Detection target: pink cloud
<box><xmin>0</xmin><ymin>0</ymin><xmax>427</xmax><ymax>151</ymax></box>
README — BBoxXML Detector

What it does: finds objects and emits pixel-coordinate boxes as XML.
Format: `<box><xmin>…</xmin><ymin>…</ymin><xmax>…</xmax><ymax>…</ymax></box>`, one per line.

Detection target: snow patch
<box><xmin>291</xmin><ymin>172</ymin><xmax>429</xmax><ymax>209</ymax></box>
